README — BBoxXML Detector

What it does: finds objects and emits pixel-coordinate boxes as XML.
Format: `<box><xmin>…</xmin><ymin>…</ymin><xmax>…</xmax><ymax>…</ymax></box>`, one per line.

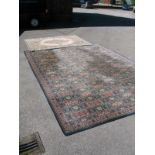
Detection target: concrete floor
<box><xmin>20</xmin><ymin>8</ymin><xmax>135</xmax><ymax>155</ymax></box>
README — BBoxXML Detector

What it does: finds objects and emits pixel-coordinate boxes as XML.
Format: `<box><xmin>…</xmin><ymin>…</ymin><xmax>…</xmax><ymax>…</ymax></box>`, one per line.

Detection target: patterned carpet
<box><xmin>25</xmin><ymin>35</ymin><xmax>91</xmax><ymax>51</ymax></box>
<box><xmin>25</xmin><ymin>45</ymin><xmax>135</xmax><ymax>135</ymax></box>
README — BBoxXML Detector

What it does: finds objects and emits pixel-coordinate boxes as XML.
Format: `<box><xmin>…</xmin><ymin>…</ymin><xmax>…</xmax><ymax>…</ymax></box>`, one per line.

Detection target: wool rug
<box><xmin>25</xmin><ymin>35</ymin><xmax>91</xmax><ymax>51</ymax></box>
<box><xmin>25</xmin><ymin>45</ymin><xmax>135</xmax><ymax>135</ymax></box>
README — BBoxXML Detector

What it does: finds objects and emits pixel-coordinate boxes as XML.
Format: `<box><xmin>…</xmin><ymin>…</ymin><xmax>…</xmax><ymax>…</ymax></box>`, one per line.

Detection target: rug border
<box><xmin>24</xmin><ymin>47</ymin><xmax>135</xmax><ymax>136</ymax></box>
<box><xmin>64</xmin><ymin>112</ymin><xmax>135</xmax><ymax>136</ymax></box>
<box><xmin>24</xmin><ymin>50</ymin><xmax>68</xmax><ymax>135</ymax></box>
<box><xmin>90</xmin><ymin>44</ymin><xmax>135</xmax><ymax>66</ymax></box>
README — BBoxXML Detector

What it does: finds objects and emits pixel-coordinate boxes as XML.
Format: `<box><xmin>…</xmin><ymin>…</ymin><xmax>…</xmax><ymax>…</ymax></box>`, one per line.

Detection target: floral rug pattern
<box><xmin>25</xmin><ymin>45</ymin><xmax>135</xmax><ymax>135</ymax></box>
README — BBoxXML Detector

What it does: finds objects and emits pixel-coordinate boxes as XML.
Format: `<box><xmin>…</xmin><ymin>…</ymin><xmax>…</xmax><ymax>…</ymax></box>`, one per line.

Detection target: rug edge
<box><xmin>63</xmin><ymin>112</ymin><xmax>135</xmax><ymax>136</ymax></box>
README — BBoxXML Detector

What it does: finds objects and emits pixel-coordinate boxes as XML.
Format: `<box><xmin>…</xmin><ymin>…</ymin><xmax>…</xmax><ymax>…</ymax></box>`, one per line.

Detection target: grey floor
<box><xmin>20</xmin><ymin>8</ymin><xmax>135</xmax><ymax>155</ymax></box>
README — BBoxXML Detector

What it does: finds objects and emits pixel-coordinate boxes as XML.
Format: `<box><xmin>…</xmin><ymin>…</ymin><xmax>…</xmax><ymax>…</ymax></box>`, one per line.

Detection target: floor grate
<box><xmin>19</xmin><ymin>132</ymin><xmax>45</xmax><ymax>155</ymax></box>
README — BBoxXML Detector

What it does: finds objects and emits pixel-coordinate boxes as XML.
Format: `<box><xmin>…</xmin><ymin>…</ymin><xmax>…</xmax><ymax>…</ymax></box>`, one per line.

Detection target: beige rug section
<box><xmin>25</xmin><ymin>35</ymin><xmax>91</xmax><ymax>51</ymax></box>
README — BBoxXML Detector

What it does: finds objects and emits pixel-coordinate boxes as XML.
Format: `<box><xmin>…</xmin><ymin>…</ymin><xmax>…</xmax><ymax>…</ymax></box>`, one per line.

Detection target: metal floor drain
<box><xmin>19</xmin><ymin>132</ymin><xmax>45</xmax><ymax>155</ymax></box>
